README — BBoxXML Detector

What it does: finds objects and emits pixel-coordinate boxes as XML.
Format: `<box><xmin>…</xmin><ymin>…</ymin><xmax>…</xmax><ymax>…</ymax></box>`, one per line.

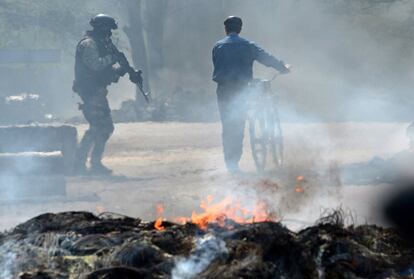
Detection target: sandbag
<box><xmin>0</xmin><ymin>152</ymin><xmax>64</xmax><ymax>175</ymax></box>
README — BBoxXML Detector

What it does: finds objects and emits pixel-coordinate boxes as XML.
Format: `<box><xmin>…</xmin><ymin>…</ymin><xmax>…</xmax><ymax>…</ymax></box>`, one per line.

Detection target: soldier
<box><xmin>212</xmin><ymin>16</ymin><xmax>291</xmax><ymax>173</ymax></box>
<box><xmin>73</xmin><ymin>14</ymin><xmax>142</xmax><ymax>175</ymax></box>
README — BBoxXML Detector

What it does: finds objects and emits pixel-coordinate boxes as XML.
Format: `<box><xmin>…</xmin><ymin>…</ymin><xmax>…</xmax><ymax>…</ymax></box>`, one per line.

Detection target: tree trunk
<box><xmin>123</xmin><ymin>0</ymin><xmax>150</xmax><ymax>104</ymax></box>
<box><xmin>143</xmin><ymin>0</ymin><xmax>167</xmax><ymax>77</ymax></box>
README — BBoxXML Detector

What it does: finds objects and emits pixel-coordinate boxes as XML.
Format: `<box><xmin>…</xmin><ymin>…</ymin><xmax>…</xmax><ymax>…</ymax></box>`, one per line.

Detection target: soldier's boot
<box><xmin>90</xmin><ymin>136</ymin><xmax>112</xmax><ymax>176</ymax></box>
<box><xmin>90</xmin><ymin>162</ymin><xmax>112</xmax><ymax>175</ymax></box>
<box><xmin>74</xmin><ymin>129</ymin><xmax>94</xmax><ymax>175</ymax></box>
<box><xmin>74</xmin><ymin>162</ymin><xmax>89</xmax><ymax>175</ymax></box>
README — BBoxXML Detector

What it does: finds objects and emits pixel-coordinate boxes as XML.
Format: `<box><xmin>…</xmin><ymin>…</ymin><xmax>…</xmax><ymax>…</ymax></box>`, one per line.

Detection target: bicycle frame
<box><xmin>247</xmin><ymin>77</ymin><xmax>283</xmax><ymax>172</ymax></box>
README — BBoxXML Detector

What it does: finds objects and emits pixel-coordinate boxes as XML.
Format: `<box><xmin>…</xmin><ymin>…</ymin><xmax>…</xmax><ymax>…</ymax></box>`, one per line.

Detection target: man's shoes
<box><xmin>226</xmin><ymin>163</ymin><xmax>241</xmax><ymax>174</ymax></box>
<box><xmin>90</xmin><ymin>163</ymin><xmax>113</xmax><ymax>176</ymax></box>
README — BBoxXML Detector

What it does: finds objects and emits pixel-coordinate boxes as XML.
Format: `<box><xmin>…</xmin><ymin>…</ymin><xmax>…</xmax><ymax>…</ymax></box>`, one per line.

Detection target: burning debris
<box><xmin>167</xmin><ymin>195</ymin><xmax>277</xmax><ymax>230</ymax></box>
<box><xmin>171</xmin><ymin>234</ymin><xmax>228</xmax><ymax>279</ymax></box>
<box><xmin>295</xmin><ymin>176</ymin><xmax>306</xmax><ymax>193</ymax></box>
<box><xmin>0</xmin><ymin>211</ymin><xmax>413</xmax><ymax>278</ymax></box>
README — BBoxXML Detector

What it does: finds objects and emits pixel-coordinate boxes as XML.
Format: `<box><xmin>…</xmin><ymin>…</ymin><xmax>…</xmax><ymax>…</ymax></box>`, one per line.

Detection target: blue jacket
<box><xmin>212</xmin><ymin>33</ymin><xmax>287</xmax><ymax>84</ymax></box>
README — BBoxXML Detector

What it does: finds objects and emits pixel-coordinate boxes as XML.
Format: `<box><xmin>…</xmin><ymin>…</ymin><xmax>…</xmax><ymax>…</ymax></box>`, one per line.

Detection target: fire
<box><xmin>96</xmin><ymin>205</ymin><xmax>106</xmax><ymax>214</ymax></box>
<box><xmin>252</xmin><ymin>201</ymin><xmax>273</xmax><ymax>222</ymax></box>
<box><xmin>295</xmin><ymin>187</ymin><xmax>305</xmax><ymax>193</ymax></box>
<box><xmin>297</xmin><ymin>176</ymin><xmax>305</xmax><ymax>181</ymax></box>
<box><xmin>154</xmin><ymin>203</ymin><xmax>165</xmax><ymax>231</ymax></box>
<box><xmin>156</xmin><ymin>195</ymin><xmax>277</xmax><ymax>230</ymax></box>
<box><xmin>295</xmin><ymin>176</ymin><xmax>306</xmax><ymax>193</ymax></box>
<box><xmin>154</xmin><ymin>218</ymin><xmax>165</xmax><ymax>231</ymax></box>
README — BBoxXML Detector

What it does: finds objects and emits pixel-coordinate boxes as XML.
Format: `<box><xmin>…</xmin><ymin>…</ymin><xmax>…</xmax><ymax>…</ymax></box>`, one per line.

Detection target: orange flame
<box><xmin>156</xmin><ymin>203</ymin><xmax>164</xmax><ymax>215</ymax></box>
<box><xmin>295</xmin><ymin>187</ymin><xmax>305</xmax><ymax>193</ymax></box>
<box><xmin>171</xmin><ymin>195</ymin><xmax>276</xmax><ymax>229</ymax></box>
<box><xmin>154</xmin><ymin>218</ymin><xmax>165</xmax><ymax>231</ymax></box>
<box><xmin>154</xmin><ymin>203</ymin><xmax>165</xmax><ymax>231</ymax></box>
<box><xmin>96</xmin><ymin>205</ymin><xmax>106</xmax><ymax>214</ymax></box>
<box><xmin>297</xmin><ymin>176</ymin><xmax>305</xmax><ymax>182</ymax></box>
<box><xmin>295</xmin><ymin>176</ymin><xmax>306</xmax><ymax>193</ymax></box>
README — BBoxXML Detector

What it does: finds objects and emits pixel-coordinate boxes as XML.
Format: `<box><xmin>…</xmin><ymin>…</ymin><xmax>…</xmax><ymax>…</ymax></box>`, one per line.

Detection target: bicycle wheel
<box><xmin>249</xmin><ymin>109</ymin><xmax>269</xmax><ymax>173</ymax></box>
<box><xmin>270</xmin><ymin>107</ymin><xmax>284</xmax><ymax>168</ymax></box>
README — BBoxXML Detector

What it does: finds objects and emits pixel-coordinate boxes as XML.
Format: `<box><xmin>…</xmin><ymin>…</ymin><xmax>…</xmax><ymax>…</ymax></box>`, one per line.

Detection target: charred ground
<box><xmin>1</xmin><ymin>211</ymin><xmax>413</xmax><ymax>279</ymax></box>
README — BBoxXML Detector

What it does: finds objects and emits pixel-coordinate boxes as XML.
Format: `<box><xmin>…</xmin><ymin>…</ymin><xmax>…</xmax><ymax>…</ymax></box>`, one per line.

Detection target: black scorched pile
<box><xmin>1</xmin><ymin>211</ymin><xmax>413</xmax><ymax>279</ymax></box>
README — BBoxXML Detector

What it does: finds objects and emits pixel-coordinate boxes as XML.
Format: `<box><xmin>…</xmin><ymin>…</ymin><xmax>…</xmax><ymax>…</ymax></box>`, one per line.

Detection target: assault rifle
<box><xmin>117</xmin><ymin>52</ymin><xmax>150</xmax><ymax>103</ymax></box>
<box><xmin>105</xmin><ymin>39</ymin><xmax>150</xmax><ymax>103</ymax></box>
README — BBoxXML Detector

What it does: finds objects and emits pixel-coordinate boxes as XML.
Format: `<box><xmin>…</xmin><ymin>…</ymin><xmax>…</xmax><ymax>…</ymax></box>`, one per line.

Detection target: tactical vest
<box><xmin>73</xmin><ymin>32</ymin><xmax>114</xmax><ymax>93</ymax></box>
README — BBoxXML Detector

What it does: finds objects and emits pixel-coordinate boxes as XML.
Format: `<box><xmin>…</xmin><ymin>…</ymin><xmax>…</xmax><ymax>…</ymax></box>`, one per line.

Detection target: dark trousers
<box><xmin>77</xmin><ymin>88</ymin><xmax>114</xmax><ymax>166</ymax></box>
<box><xmin>216</xmin><ymin>82</ymin><xmax>248</xmax><ymax>170</ymax></box>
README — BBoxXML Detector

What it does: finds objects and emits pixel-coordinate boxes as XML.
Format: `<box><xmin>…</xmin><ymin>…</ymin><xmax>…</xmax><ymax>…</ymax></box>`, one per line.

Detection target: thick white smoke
<box><xmin>0</xmin><ymin>242</ymin><xmax>18</xmax><ymax>279</ymax></box>
<box><xmin>172</xmin><ymin>234</ymin><xmax>228</xmax><ymax>279</ymax></box>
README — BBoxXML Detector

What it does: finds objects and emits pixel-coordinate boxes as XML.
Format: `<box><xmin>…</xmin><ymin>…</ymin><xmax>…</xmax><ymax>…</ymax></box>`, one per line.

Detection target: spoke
<box><xmin>250</xmin><ymin>112</ymin><xmax>271</xmax><ymax>172</ymax></box>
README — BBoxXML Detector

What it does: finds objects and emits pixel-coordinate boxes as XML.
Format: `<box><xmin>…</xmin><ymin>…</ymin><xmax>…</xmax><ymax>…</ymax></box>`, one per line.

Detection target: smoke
<box><xmin>0</xmin><ymin>0</ymin><xmax>410</xmax><ymax>232</ymax></box>
<box><xmin>0</xmin><ymin>241</ymin><xmax>18</xmax><ymax>279</ymax></box>
<box><xmin>1</xmin><ymin>0</ymin><xmax>412</xmax><ymax>121</ymax></box>
<box><xmin>140</xmin><ymin>0</ymin><xmax>414</xmax><ymax>230</ymax></box>
<box><xmin>221</xmin><ymin>0</ymin><xmax>414</xmax><ymax>122</ymax></box>
<box><xmin>172</xmin><ymin>234</ymin><xmax>228</xmax><ymax>279</ymax></box>
<box><xmin>0</xmin><ymin>232</ymin><xmax>76</xmax><ymax>278</ymax></box>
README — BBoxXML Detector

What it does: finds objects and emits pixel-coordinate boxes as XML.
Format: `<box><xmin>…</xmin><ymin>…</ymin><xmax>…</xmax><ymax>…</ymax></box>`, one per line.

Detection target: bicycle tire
<box><xmin>249</xmin><ymin>109</ymin><xmax>268</xmax><ymax>173</ymax></box>
<box><xmin>270</xmin><ymin>106</ymin><xmax>284</xmax><ymax>168</ymax></box>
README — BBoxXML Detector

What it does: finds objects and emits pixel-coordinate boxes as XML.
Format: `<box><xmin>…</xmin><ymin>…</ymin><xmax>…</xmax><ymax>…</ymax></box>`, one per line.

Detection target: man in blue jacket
<box><xmin>212</xmin><ymin>16</ymin><xmax>290</xmax><ymax>173</ymax></box>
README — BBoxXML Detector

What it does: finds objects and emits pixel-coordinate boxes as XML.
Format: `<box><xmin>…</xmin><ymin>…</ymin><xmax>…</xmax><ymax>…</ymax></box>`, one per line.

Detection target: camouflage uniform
<box><xmin>73</xmin><ymin>32</ymin><xmax>120</xmax><ymax>171</ymax></box>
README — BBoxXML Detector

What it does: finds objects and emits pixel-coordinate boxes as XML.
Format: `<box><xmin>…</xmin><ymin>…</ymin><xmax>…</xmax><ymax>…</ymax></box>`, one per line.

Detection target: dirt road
<box><xmin>0</xmin><ymin>122</ymin><xmax>409</xmax><ymax>231</ymax></box>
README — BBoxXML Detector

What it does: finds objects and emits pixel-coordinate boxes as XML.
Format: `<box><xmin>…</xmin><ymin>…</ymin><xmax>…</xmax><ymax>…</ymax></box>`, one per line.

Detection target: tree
<box><xmin>122</xmin><ymin>0</ymin><xmax>150</xmax><ymax>102</ymax></box>
<box><xmin>0</xmin><ymin>0</ymin><xmax>88</xmax><ymax>51</ymax></box>
<box><xmin>143</xmin><ymin>0</ymin><xmax>167</xmax><ymax>76</ymax></box>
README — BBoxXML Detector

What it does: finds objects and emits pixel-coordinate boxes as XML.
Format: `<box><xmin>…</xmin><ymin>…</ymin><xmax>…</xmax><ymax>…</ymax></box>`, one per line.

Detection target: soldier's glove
<box><xmin>129</xmin><ymin>70</ymin><xmax>143</xmax><ymax>86</ymax></box>
<box><xmin>114</xmin><ymin>65</ymin><xmax>128</xmax><ymax>77</ymax></box>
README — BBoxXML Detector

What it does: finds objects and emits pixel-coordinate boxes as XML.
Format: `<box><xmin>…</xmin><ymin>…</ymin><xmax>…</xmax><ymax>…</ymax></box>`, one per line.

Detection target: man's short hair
<box><xmin>224</xmin><ymin>16</ymin><xmax>242</xmax><ymax>33</ymax></box>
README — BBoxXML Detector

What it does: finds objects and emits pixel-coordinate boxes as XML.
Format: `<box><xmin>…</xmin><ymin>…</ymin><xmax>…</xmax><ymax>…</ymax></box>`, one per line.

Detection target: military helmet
<box><xmin>89</xmin><ymin>14</ymin><xmax>118</xmax><ymax>30</ymax></box>
<box><xmin>224</xmin><ymin>16</ymin><xmax>243</xmax><ymax>28</ymax></box>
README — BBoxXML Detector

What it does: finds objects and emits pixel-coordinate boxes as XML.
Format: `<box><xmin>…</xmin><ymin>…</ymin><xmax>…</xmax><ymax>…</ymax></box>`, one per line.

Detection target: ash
<box><xmin>0</xmin><ymin>211</ymin><xmax>413</xmax><ymax>278</ymax></box>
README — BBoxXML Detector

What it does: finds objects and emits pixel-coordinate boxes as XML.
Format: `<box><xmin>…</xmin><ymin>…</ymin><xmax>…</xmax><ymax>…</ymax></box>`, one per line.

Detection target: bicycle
<box><xmin>247</xmin><ymin>74</ymin><xmax>284</xmax><ymax>173</ymax></box>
